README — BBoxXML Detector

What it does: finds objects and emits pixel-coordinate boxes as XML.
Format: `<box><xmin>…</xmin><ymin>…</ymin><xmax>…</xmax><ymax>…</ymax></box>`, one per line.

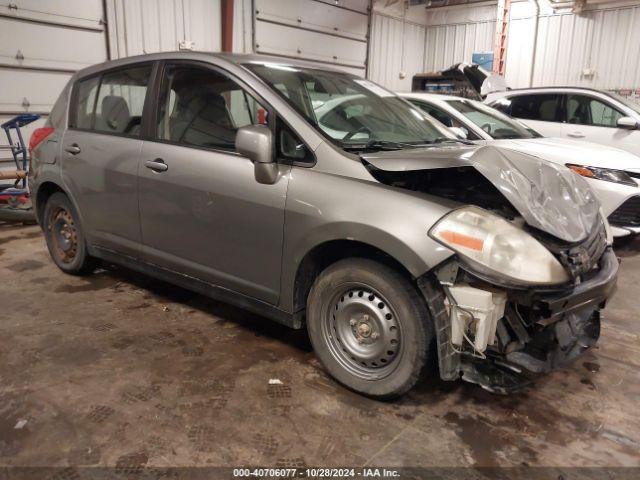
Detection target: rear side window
<box><xmin>71</xmin><ymin>76</ymin><xmax>100</xmax><ymax>130</ymax></box>
<box><xmin>509</xmin><ymin>94</ymin><xmax>561</xmax><ymax>122</ymax></box>
<box><xmin>69</xmin><ymin>65</ymin><xmax>152</xmax><ymax>137</ymax></box>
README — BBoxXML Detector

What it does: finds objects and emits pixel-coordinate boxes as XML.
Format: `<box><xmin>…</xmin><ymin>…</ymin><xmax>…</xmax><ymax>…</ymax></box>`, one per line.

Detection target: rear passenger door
<box><xmin>62</xmin><ymin>63</ymin><xmax>153</xmax><ymax>257</ymax></box>
<box><xmin>137</xmin><ymin>62</ymin><xmax>291</xmax><ymax>305</ymax></box>
<box><xmin>497</xmin><ymin>94</ymin><xmax>563</xmax><ymax>137</ymax></box>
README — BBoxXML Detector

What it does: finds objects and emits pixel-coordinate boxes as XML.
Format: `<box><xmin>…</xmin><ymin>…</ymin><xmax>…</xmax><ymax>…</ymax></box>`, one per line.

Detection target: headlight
<box><xmin>600</xmin><ymin>208</ymin><xmax>613</xmax><ymax>245</ymax></box>
<box><xmin>430</xmin><ymin>206</ymin><xmax>570</xmax><ymax>285</ymax></box>
<box><xmin>567</xmin><ymin>164</ymin><xmax>637</xmax><ymax>187</ymax></box>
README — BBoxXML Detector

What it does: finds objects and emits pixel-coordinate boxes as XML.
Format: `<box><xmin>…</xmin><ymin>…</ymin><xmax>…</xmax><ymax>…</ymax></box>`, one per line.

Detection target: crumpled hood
<box><xmin>362</xmin><ymin>144</ymin><xmax>601</xmax><ymax>243</ymax></box>
<box><xmin>487</xmin><ymin>137</ymin><xmax>640</xmax><ymax>173</ymax></box>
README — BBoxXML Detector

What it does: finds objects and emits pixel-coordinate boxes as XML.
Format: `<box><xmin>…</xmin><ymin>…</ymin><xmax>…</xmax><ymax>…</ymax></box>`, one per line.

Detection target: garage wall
<box><xmin>368</xmin><ymin>14</ymin><xmax>426</xmax><ymax>92</ymax></box>
<box><xmin>368</xmin><ymin>4</ymin><xmax>495</xmax><ymax>92</ymax></box>
<box><xmin>370</xmin><ymin>1</ymin><xmax>640</xmax><ymax>95</ymax></box>
<box><xmin>506</xmin><ymin>1</ymin><xmax>640</xmax><ymax>90</ymax></box>
<box><xmin>253</xmin><ymin>0</ymin><xmax>370</xmax><ymax>76</ymax></box>
<box><xmin>0</xmin><ymin>0</ymin><xmax>106</xmax><ymax>159</ymax></box>
<box><xmin>421</xmin><ymin>4</ymin><xmax>496</xmax><ymax>73</ymax></box>
<box><xmin>104</xmin><ymin>0</ymin><xmax>222</xmax><ymax>58</ymax></box>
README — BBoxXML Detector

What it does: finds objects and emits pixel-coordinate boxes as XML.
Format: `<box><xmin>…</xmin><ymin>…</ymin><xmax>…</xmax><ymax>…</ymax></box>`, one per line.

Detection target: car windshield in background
<box><xmin>446</xmin><ymin>99</ymin><xmax>540</xmax><ymax>139</ymax></box>
<box><xmin>244</xmin><ymin>63</ymin><xmax>449</xmax><ymax>151</ymax></box>
<box><xmin>610</xmin><ymin>93</ymin><xmax>640</xmax><ymax>116</ymax></box>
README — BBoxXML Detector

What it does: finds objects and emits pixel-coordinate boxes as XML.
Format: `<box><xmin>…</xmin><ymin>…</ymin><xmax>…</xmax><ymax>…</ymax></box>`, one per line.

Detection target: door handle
<box><xmin>145</xmin><ymin>159</ymin><xmax>168</xmax><ymax>172</ymax></box>
<box><xmin>568</xmin><ymin>132</ymin><xmax>585</xmax><ymax>138</ymax></box>
<box><xmin>65</xmin><ymin>144</ymin><xmax>81</xmax><ymax>155</ymax></box>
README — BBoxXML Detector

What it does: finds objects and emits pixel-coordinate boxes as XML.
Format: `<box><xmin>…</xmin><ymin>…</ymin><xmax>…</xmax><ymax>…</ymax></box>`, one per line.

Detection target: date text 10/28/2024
<box><xmin>233</xmin><ymin>468</ymin><xmax>401</xmax><ymax>478</ymax></box>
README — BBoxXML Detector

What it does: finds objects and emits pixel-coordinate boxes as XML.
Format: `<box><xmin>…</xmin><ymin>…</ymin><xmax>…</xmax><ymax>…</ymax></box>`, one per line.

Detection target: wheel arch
<box><xmin>290</xmin><ymin>236</ymin><xmax>431</xmax><ymax>318</ymax></box>
<box><xmin>34</xmin><ymin>181</ymin><xmax>66</xmax><ymax>225</ymax></box>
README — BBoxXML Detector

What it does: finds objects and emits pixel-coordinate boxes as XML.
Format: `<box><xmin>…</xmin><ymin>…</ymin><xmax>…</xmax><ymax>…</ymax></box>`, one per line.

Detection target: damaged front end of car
<box><xmin>363</xmin><ymin>145</ymin><xmax>619</xmax><ymax>393</ymax></box>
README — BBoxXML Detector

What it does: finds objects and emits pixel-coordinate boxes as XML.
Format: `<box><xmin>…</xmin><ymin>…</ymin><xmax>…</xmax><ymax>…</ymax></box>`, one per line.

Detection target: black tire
<box><xmin>43</xmin><ymin>192</ymin><xmax>97</xmax><ymax>275</ymax></box>
<box><xmin>306</xmin><ymin>258</ymin><xmax>434</xmax><ymax>399</ymax></box>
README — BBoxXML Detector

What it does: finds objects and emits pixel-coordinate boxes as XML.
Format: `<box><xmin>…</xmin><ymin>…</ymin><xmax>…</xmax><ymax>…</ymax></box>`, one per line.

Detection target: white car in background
<box><xmin>401</xmin><ymin>92</ymin><xmax>640</xmax><ymax>238</ymax></box>
<box><xmin>484</xmin><ymin>87</ymin><xmax>640</xmax><ymax>158</ymax></box>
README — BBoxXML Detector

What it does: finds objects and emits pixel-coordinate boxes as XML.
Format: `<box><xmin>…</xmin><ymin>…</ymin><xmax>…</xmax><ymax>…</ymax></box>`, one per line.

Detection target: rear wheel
<box><xmin>307</xmin><ymin>258</ymin><xmax>434</xmax><ymax>399</ymax></box>
<box><xmin>43</xmin><ymin>192</ymin><xmax>97</xmax><ymax>275</ymax></box>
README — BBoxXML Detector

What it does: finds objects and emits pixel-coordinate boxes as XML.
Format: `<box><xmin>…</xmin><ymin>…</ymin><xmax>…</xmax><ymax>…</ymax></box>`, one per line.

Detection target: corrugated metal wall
<box><xmin>422</xmin><ymin>20</ymin><xmax>494</xmax><ymax>72</ymax></box>
<box><xmin>368</xmin><ymin>6</ymin><xmax>496</xmax><ymax>92</ymax></box>
<box><xmin>507</xmin><ymin>2</ymin><xmax>640</xmax><ymax>90</ymax></box>
<box><xmin>369</xmin><ymin>2</ymin><xmax>640</xmax><ymax>94</ymax></box>
<box><xmin>368</xmin><ymin>14</ymin><xmax>425</xmax><ymax>92</ymax></box>
<box><xmin>0</xmin><ymin>0</ymin><xmax>106</xmax><ymax>159</ymax></box>
<box><xmin>104</xmin><ymin>0</ymin><xmax>222</xmax><ymax>58</ymax></box>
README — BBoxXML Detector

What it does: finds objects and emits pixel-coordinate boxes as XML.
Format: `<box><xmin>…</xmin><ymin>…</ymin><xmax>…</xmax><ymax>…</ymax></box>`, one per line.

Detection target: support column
<box><xmin>221</xmin><ymin>0</ymin><xmax>234</xmax><ymax>52</ymax></box>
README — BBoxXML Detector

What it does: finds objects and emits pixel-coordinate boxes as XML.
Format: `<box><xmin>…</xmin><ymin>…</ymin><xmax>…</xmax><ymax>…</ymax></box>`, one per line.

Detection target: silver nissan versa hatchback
<box><xmin>29</xmin><ymin>52</ymin><xmax>618</xmax><ymax>398</ymax></box>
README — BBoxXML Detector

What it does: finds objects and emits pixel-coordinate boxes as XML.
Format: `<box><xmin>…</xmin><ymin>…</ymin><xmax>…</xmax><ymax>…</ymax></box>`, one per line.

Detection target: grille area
<box><xmin>609</xmin><ymin>196</ymin><xmax>640</xmax><ymax>227</ymax></box>
<box><xmin>558</xmin><ymin>223</ymin><xmax>607</xmax><ymax>278</ymax></box>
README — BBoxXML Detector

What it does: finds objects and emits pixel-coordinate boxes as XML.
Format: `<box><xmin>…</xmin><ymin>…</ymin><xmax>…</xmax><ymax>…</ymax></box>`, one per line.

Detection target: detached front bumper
<box><xmin>533</xmin><ymin>248</ymin><xmax>618</xmax><ymax>322</ymax></box>
<box><xmin>420</xmin><ymin>247</ymin><xmax>619</xmax><ymax>394</ymax></box>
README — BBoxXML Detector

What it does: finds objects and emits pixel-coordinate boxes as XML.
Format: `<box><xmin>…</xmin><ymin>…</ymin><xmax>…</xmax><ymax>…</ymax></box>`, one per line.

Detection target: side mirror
<box><xmin>236</xmin><ymin>125</ymin><xmax>278</xmax><ymax>184</ymax></box>
<box><xmin>449</xmin><ymin>127</ymin><xmax>468</xmax><ymax>139</ymax></box>
<box><xmin>617</xmin><ymin>116</ymin><xmax>638</xmax><ymax>130</ymax></box>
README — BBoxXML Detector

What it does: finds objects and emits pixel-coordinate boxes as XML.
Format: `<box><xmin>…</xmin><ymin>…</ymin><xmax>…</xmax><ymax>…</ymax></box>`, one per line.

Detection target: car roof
<box><xmin>73</xmin><ymin>51</ymin><xmax>351</xmax><ymax>79</ymax></box>
<box><xmin>490</xmin><ymin>86</ymin><xmax>617</xmax><ymax>98</ymax></box>
<box><xmin>399</xmin><ymin>92</ymin><xmax>462</xmax><ymax>102</ymax></box>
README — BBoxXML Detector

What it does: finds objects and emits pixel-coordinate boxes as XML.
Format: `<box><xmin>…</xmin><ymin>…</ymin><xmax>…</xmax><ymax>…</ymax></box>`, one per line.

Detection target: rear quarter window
<box><xmin>47</xmin><ymin>82</ymin><xmax>71</xmax><ymax>129</ymax></box>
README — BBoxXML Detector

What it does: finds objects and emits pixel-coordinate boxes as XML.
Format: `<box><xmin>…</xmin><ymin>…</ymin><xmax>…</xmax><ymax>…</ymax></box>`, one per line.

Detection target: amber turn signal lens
<box><xmin>567</xmin><ymin>164</ymin><xmax>595</xmax><ymax>178</ymax></box>
<box><xmin>439</xmin><ymin>230</ymin><xmax>484</xmax><ymax>251</ymax></box>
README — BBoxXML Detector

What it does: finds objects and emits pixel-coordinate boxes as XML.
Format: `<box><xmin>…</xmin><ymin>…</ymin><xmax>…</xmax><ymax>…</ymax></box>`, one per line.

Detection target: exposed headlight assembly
<box><xmin>430</xmin><ymin>206</ymin><xmax>570</xmax><ymax>285</ymax></box>
<box><xmin>600</xmin><ymin>208</ymin><xmax>613</xmax><ymax>246</ymax></box>
<box><xmin>567</xmin><ymin>164</ymin><xmax>637</xmax><ymax>187</ymax></box>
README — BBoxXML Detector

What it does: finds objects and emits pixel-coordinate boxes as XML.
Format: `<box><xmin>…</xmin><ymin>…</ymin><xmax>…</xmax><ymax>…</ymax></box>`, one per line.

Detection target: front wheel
<box><xmin>306</xmin><ymin>258</ymin><xmax>434</xmax><ymax>399</ymax></box>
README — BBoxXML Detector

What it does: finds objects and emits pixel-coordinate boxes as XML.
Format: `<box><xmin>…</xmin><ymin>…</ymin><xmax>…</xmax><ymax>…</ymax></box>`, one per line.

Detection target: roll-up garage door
<box><xmin>254</xmin><ymin>0</ymin><xmax>370</xmax><ymax>76</ymax></box>
<box><xmin>0</xmin><ymin>1</ymin><xmax>107</xmax><ymax>160</ymax></box>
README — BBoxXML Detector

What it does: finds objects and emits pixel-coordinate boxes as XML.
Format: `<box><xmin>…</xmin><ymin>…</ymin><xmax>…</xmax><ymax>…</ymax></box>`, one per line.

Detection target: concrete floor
<box><xmin>1</xmin><ymin>223</ymin><xmax>640</xmax><ymax>472</ymax></box>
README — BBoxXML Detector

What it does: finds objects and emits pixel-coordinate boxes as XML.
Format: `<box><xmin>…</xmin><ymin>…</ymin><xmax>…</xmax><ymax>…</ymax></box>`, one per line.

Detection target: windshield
<box><xmin>609</xmin><ymin>93</ymin><xmax>640</xmax><ymax>116</ymax></box>
<box><xmin>244</xmin><ymin>63</ymin><xmax>453</xmax><ymax>151</ymax></box>
<box><xmin>446</xmin><ymin>99</ymin><xmax>540</xmax><ymax>139</ymax></box>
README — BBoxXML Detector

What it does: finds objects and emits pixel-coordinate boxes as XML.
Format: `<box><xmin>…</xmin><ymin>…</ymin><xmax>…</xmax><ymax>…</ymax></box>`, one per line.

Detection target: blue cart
<box><xmin>0</xmin><ymin>114</ymin><xmax>40</xmax><ymax>222</ymax></box>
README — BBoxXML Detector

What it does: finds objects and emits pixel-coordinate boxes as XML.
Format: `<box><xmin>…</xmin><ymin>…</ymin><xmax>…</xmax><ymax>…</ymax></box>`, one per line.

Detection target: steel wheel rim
<box><xmin>321</xmin><ymin>282</ymin><xmax>403</xmax><ymax>380</ymax></box>
<box><xmin>48</xmin><ymin>207</ymin><xmax>78</xmax><ymax>264</ymax></box>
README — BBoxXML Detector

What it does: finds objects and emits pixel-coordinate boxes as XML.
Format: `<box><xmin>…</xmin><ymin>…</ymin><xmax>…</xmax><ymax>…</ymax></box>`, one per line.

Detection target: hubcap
<box><xmin>48</xmin><ymin>207</ymin><xmax>78</xmax><ymax>264</ymax></box>
<box><xmin>322</xmin><ymin>285</ymin><xmax>401</xmax><ymax>379</ymax></box>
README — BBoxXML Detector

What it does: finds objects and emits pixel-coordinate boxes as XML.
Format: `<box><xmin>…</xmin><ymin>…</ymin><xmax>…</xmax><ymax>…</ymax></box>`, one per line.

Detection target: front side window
<box><xmin>156</xmin><ymin>65</ymin><xmax>267</xmax><ymax>151</ymax></box>
<box><xmin>447</xmin><ymin>100</ymin><xmax>538</xmax><ymax>139</ymax></box>
<box><xmin>244</xmin><ymin>63</ymin><xmax>451</xmax><ymax>151</ymax></box>
<box><xmin>609</xmin><ymin>92</ymin><xmax>640</xmax><ymax>117</ymax></box>
<box><xmin>566</xmin><ymin>95</ymin><xmax>624</xmax><ymax>127</ymax></box>
<box><xmin>509</xmin><ymin>94</ymin><xmax>561</xmax><ymax>122</ymax></box>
